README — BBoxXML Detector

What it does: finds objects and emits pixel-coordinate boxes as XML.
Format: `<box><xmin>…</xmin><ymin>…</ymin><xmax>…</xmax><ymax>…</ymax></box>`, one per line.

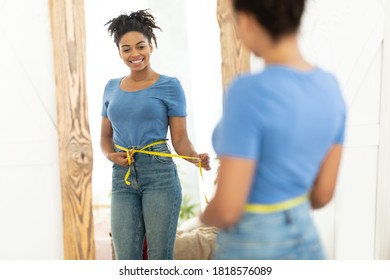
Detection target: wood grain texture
<box><xmin>217</xmin><ymin>0</ymin><xmax>250</xmax><ymax>91</ymax></box>
<box><xmin>49</xmin><ymin>0</ymin><xmax>95</xmax><ymax>260</ymax></box>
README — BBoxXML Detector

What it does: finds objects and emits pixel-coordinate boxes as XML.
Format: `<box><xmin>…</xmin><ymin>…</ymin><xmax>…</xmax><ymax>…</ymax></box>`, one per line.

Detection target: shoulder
<box><xmin>312</xmin><ymin>68</ymin><xmax>345</xmax><ymax>103</ymax></box>
<box><xmin>157</xmin><ymin>74</ymin><xmax>182</xmax><ymax>88</ymax></box>
<box><xmin>311</xmin><ymin>67</ymin><xmax>340</xmax><ymax>85</ymax></box>
<box><xmin>226</xmin><ymin>72</ymin><xmax>268</xmax><ymax>102</ymax></box>
<box><xmin>103</xmin><ymin>78</ymin><xmax>122</xmax><ymax>100</ymax></box>
<box><xmin>155</xmin><ymin>75</ymin><xmax>185</xmax><ymax>96</ymax></box>
<box><xmin>223</xmin><ymin>73</ymin><xmax>268</xmax><ymax>120</ymax></box>
<box><xmin>104</xmin><ymin>77</ymin><xmax>122</xmax><ymax>90</ymax></box>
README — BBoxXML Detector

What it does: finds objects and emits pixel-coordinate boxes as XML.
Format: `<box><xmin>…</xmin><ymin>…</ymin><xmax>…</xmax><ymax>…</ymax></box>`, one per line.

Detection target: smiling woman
<box><xmin>100</xmin><ymin>9</ymin><xmax>211</xmax><ymax>260</ymax></box>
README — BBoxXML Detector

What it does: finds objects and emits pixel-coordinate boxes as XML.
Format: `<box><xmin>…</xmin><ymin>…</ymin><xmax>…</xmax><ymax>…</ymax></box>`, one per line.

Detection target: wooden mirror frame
<box><xmin>49</xmin><ymin>0</ymin><xmax>95</xmax><ymax>259</ymax></box>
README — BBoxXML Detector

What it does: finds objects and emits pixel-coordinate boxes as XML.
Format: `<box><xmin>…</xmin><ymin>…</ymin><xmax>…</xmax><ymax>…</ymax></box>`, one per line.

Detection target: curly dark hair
<box><xmin>232</xmin><ymin>0</ymin><xmax>305</xmax><ymax>41</ymax></box>
<box><xmin>105</xmin><ymin>9</ymin><xmax>162</xmax><ymax>48</ymax></box>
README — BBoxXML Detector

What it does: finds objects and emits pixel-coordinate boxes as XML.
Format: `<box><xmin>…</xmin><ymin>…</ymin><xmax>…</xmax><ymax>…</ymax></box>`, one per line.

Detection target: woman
<box><xmin>200</xmin><ymin>0</ymin><xmax>346</xmax><ymax>260</ymax></box>
<box><xmin>101</xmin><ymin>10</ymin><xmax>210</xmax><ymax>260</ymax></box>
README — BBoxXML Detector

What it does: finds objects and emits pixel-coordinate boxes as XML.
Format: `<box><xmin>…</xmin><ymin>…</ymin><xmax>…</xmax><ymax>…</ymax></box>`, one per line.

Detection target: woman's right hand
<box><xmin>108</xmin><ymin>151</ymin><xmax>134</xmax><ymax>167</ymax></box>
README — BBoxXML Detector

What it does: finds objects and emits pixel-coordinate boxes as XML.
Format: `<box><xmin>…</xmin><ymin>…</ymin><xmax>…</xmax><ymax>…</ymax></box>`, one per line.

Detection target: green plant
<box><xmin>179</xmin><ymin>195</ymin><xmax>198</xmax><ymax>222</ymax></box>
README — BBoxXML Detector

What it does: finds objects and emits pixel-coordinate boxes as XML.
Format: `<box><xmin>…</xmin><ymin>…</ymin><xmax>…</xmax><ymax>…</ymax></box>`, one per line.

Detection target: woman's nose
<box><xmin>129</xmin><ymin>49</ymin><xmax>140</xmax><ymax>57</ymax></box>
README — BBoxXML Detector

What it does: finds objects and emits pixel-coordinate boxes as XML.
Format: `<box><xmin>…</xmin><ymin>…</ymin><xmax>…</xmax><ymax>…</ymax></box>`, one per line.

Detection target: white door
<box><xmin>298</xmin><ymin>0</ymin><xmax>389</xmax><ymax>259</ymax></box>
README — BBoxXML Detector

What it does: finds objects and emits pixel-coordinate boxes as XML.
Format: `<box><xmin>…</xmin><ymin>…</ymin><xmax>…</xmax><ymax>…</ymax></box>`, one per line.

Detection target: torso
<box><xmin>212</xmin><ymin>65</ymin><xmax>346</xmax><ymax>204</ymax></box>
<box><xmin>102</xmin><ymin>74</ymin><xmax>187</xmax><ymax>147</ymax></box>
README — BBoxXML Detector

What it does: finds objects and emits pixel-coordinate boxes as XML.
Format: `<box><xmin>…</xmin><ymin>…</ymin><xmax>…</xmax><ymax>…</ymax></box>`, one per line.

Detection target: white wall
<box><xmin>0</xmin><ymin>0</ymin><xmax>64</xmax><ymax>259</ymax></box>
<box><xmin>301</xmin><ymin>0</ymin><xmax>385</xmax><ymax>259</ymax></box>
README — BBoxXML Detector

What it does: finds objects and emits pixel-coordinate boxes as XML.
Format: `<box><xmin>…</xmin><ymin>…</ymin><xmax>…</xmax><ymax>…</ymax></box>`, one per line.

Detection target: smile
<box><xmin>130</xmin><ymin>58</ymin><xmax>144</xmax><ymax>65</ymax></box>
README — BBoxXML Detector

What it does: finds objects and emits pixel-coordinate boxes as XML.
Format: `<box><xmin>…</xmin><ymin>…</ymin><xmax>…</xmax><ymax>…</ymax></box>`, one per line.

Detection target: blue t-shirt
<box><xmin>101</xmin><ymin>75</ymin><xmax>187</xmax><ymax>147</ymax></box>
<box><xmin>212</xmin><ymin>65</ymin><xmax>346</xmax><ymax>204</ymax></box>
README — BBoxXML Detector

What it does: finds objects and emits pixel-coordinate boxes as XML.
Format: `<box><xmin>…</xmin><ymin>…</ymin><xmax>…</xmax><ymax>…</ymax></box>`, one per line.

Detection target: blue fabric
<box><xmin>213</xmin><ymin>202</ymin><xmax>325</xmax><ymax>260</ymax></box>
<box><xmin>212</xmin><ymin>65</ymin><xmax>346</xmax><ymax>204</ymax></box>
<box><xmin>102</xmin><ymin>75</ymin><xmax>187</xmax><ymax>147</ymax></box>
<box><xmin>110</xmin><ymin>143</ymin><xmax>182</xmax><ymax>260</ymax></box>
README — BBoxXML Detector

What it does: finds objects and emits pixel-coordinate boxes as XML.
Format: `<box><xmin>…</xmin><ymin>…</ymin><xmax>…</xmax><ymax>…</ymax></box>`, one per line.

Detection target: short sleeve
<box><xmin>332</xmin><ymin>76</ymin><xmax>346</xmax><ymax>144</ymax></box>
<box><xmin>335</xmin><ymin>109</ymin><xmax>346</xmax><ymax>144</ymax></box>
<box><xmin>165</xmin><ymin>78</ymin><xmax>187</xmax><ymax>117</ymax></box>
<box><xmin>217</xmin><ymin>77</ymin><xmax>262</xmax><ymax>159</ymax></box>
<box><xmin>101</xmin><ymin>80</ymin><xmax>112</xmax><ymax>117</ymax></box>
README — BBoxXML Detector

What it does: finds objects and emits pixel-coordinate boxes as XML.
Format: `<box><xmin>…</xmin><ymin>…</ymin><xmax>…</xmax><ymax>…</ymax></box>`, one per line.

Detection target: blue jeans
<box><xmin>110</xmin><ymin>143</ymin><xmax>182</xmax><ymax>260</ymax></box>
<box><xmin>213</xmin><ymin>202</ymin><xmax>325</xmax><ymax>260</ymax></box>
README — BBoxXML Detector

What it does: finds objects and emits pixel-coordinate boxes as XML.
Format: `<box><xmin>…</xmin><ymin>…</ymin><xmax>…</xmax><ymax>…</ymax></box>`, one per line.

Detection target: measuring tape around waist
<box><xmin>114</xmin><ymin>140</ymin><xmax>208</xmax><ymax>202</ymax></box>
<box><xmin>244</xmin><ymin>194</ymin><xmax>308</xmax><ymax>213</ymax></box>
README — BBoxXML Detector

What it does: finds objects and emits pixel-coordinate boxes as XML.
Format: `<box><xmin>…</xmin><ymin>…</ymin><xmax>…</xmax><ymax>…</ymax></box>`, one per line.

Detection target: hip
<box><xmin>214</xmin><ymin>202</ymin><xmax>325</xmax><ymax>259</ymax></box>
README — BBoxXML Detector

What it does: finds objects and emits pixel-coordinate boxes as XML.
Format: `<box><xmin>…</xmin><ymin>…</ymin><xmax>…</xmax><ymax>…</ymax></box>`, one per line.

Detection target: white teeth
<box><xmin>131</xmin><ymin>59</ymin><xmax>143</xmax><ymax>64</ymax></box>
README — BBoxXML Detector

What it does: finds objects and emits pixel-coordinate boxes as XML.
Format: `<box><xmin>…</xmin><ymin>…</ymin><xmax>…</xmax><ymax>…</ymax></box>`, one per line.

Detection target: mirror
<box><xmin>84</xmin><ymin>0</ymin><xmax>223</xmax><ymax>259</ymax></box>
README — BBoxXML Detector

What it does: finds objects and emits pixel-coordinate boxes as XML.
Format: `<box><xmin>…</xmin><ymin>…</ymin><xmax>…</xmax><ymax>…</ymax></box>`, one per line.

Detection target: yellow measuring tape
<box><xmin>114</xmin><ymin>140</ymin><xmax>208</xmax><ymax>202</ymax></box>
<box><xmin>244</xmin><ymin>194</ymin><xmax>308</xmax><ymax>213</ymax></box>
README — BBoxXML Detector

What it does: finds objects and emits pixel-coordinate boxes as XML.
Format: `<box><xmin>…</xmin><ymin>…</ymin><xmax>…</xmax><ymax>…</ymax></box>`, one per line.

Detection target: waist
<box><xmin>245</xmin><ymin>194</ymin><xmax>308</xmax><ymax>214</ymax></box>
<box><xmin>115</xmin><ymin>138</ymin><xmax>168</xmax><ymax>150</ymax></box>
<box><xmin>114</xmin><ymin>140</ymin><xmax>202</xmax><ymax>186</ymax></box>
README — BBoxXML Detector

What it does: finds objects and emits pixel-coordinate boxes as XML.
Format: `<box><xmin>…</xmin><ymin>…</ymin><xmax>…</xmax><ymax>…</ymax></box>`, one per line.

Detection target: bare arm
<box><xmin>169</xmin><ymin>116</ymin><xmax>210</xmax><ymax>170</ymax></box>
<box><xmin>310</xmin><ymin>144</ymin><xmax>343</xmax><ymax>209</ymax></box>
<box><xmin>100</xmin><ymin>117</ymin><xmax>129</xmax><ymax>166</ymax></box>
<box><xmin>200</xmin><ymin>156</ymin><xmax>255</xmax><ymax>228</ymax></box>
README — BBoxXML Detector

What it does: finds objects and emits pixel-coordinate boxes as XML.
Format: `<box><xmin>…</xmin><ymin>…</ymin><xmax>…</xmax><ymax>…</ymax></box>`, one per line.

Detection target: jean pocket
<box><xmin>152</xmin><ymin>145</ymin><xmax>174</xmax><ymax>164</ymax></box>
<box><xmin>111</xmin><ymin>164</ymin><xmax>129</xmax><ymax>191</ymax></box>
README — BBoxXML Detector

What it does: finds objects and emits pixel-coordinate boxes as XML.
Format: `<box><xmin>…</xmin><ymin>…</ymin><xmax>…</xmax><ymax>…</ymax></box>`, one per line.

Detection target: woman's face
<box><xmin>118</xmin><ymin>31</ymin><xmax>153</xmax><ymax>72</ymax></box>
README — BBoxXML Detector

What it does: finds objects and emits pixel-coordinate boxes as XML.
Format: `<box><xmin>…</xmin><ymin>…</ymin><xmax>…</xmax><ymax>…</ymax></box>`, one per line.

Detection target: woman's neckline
<box><xmin>119</xmin><ymin>74</ymin><xmax>162</xmax><ymax>93</ymax></box>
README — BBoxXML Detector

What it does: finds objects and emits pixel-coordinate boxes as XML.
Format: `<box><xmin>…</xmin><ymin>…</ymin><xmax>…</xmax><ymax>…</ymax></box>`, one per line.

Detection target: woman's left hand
<box><xmin>197</xmin><ymin>153</ymin><xmax>211</xmax><ymax>170</ymax></box>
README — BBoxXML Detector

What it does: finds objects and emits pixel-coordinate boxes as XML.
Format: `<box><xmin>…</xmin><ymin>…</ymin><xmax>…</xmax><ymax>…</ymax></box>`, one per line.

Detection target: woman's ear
<box><xmin>236</xmin><ymin>11</ymin><xmax>253</xmax><ymax>32</ymax></box>
<box><xmin>118</xmin><ymin>48</ymin><xmax>123</xmax><ymax>58</ymax></box>
<box><xmin>149</xmin><ymin>44</ymin><xmax>154</xmax><ymax>53</ymax></box>
<box><xmin>235</xmin><ymin>11</ymin><xmax>256</xmax><ymax>45</ymax></box>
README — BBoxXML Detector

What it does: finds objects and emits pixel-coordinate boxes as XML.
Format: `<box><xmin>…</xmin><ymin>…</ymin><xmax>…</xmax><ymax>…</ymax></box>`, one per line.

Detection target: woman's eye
<box><xmin>138</xmin><ymin>46</ymin><xmax>145</xmax><ymax>49</ymax></box>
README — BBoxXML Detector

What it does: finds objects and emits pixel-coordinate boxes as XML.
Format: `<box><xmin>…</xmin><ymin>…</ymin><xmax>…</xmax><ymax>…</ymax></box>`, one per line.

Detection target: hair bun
<box><xmin>106</xmin><ymin>9</ymin><xmax>161</xmax><ymax>48</ymax></box>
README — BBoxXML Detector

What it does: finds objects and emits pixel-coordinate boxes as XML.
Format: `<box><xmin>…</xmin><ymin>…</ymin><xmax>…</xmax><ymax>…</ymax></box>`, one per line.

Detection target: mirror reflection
<box><xmin>85</xmin><ymin>0</ymin><xmax>222</xmax><ymax>259</ymax></box>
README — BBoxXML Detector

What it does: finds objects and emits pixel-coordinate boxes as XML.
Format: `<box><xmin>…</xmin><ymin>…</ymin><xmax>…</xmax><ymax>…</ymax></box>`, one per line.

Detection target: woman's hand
<box><xmin>108</xmin><ymin>151</ymin><xmax>134</xmax><ymax>167</ymax></box>
<box><xmin>197</xmin><ymin>153</ymin><xmax>211</xmax><ymax>170</ymax></box>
